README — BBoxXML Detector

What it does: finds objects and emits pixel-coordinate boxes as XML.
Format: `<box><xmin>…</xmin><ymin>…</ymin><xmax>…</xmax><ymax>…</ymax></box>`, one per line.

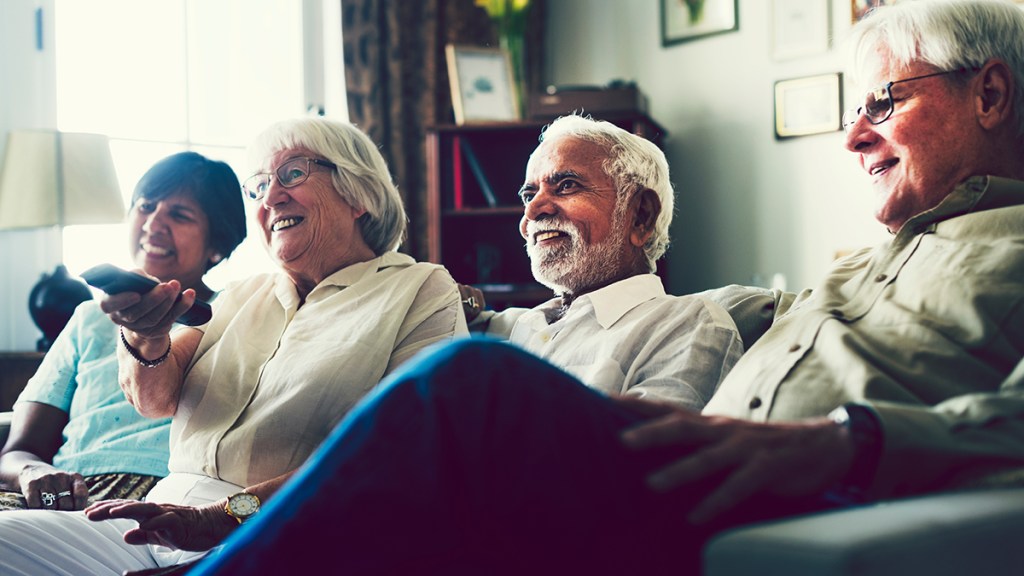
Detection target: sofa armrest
<box><xmin>704</xmin><ymin>488</ymin><xmax>1024</xmax><ymax>576</ymax></box>
<box><xmin>0</xmin><ymin>411</ymin><xmax>11</xmax><ymax>448</ymax></box>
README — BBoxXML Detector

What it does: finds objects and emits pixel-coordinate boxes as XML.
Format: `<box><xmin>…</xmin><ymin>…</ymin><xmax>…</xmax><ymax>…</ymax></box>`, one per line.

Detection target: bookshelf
<box><xmin>425</xmin><ymin>114</ymin><xmax>667</xmax><ymax>310</ymax></box>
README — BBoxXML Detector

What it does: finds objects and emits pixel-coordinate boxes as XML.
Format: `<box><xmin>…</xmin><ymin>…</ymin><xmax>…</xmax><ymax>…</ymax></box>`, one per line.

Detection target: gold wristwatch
<box><xmin>224</xmin><ymin>491</ymin><xmax>261</xmax><ymax>524</ymax></box>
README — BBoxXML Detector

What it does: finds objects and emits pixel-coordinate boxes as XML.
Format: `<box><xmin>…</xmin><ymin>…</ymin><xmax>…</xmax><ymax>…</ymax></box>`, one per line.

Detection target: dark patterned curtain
<box><xmin>341</xmin><ymin>0</ymin><xmax>546</xmax><ymax>261</ymax></box>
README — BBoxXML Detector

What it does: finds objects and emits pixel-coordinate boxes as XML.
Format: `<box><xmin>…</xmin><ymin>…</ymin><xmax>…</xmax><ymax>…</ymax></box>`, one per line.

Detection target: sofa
<box><xmin>703</xmin><ymin>487</ymin><xmax>1024</xmax><ymax>575</ymax></box>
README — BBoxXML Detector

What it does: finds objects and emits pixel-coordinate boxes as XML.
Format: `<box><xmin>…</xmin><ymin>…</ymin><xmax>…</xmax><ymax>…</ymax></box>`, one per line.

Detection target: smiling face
<box><xmin>844</xmin><ymin>51</ymin><xmax>986</xmax><ymax>231</ymax></box>
<box><xmin>128</xmin><ymin>191</ymin><xmax>216</xmax><ymax>293</ymax></box>
<box><xmin>255</xmin><ymin>147</ymin><xmax>375</xmax><ymax>293</ymax></box>
<box><xmin>518</xmin><ymin>136</ymin><xmax>641</xmax><ymax>296</ymax></box>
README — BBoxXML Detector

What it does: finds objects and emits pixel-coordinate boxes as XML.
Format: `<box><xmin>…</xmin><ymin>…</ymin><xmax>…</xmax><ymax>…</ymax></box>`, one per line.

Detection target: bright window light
<box><xmin>55</xmin><ymin>0</ymin><xmax>315</xmax><ymax>289</ymax></box>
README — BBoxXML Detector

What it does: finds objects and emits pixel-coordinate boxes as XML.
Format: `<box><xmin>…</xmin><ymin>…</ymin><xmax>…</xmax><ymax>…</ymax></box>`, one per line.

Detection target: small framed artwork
<box><xmin>852</xmin><ymin>0</ymin><xmax>897</xmax><ymax>23</ymax></box>
<box><xmin>445</xmin><ymin>44</ymin><xmax>520</xmax><ymax>125</ymax></box>
<box><xmin>774</xmin><ymin>73</ymin><xmax>843</xmax><ymax>139</ymax></box>
<box><xmin>773</xmin><ymin>0</ymin><xmax>830</xmax><ymax>60</ymax></box>
<box><xmin>661</xmin><ymin>0</ymin><xmax>738</xmax><ymax>47</ymax></box>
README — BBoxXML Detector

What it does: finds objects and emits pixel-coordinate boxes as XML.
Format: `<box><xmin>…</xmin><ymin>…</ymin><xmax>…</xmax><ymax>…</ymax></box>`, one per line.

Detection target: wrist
<box><xmin>120</xmin><ymin>327</ymin><xmax>171</xmax><ymax>367</ymax></box>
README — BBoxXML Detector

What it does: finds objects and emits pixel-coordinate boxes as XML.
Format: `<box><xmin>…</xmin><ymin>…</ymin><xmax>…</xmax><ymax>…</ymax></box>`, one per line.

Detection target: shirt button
<box><xmin>788</xmin><ymin>343</ymin><xmax>801</xmax><ymax>352</ymax></box>
<box><xmin>749</xmin><ymin>397</ymin><xmax>762</xmax><ymax>409</ymax></box>
<box><xmin>874</xmin><ymin>273</ymin><xmax>888</xmax><ymax>282</ymax></box>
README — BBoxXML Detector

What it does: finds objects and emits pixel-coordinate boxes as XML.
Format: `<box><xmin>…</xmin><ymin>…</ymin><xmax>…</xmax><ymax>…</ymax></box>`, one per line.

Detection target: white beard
<box><xmin>525</xmin><ymin>217</ymin><xmax>629</xmax><ymax>295</ymax></box>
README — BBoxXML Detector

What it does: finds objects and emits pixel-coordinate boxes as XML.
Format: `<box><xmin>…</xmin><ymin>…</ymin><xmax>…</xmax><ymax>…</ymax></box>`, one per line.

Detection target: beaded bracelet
<box><xmin>119</xmin><ymin>326</ymin><xmax>171</xmax><ymax>368</ymax></box>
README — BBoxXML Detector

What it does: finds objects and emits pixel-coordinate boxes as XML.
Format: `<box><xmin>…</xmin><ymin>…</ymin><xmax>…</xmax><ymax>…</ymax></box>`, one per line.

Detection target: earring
<box><xmin>210</xmin><ymin>253</ymin><xmax>223</xmax><ymax>264</ymax></box>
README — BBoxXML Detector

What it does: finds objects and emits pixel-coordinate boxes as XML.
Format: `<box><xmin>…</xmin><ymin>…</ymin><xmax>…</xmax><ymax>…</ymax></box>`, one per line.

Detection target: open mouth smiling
<box><xmin>141</xmin><ymin>242</ymin><xmax>174</xmax><ymax>257</ymax></box>
<box><xmin>533</xmin><ymin>230</ymin><xmax>567</xmax><ymax>245</ymax></box>
<box><xmin>271</xmin><ymin>217</ymin><xmax>303</xmax><ymax>232</ymax></box>
<box><xmin>869</xmin><ymin>159</ymin><xmax>899</xmax><ymax>177</ymax></box>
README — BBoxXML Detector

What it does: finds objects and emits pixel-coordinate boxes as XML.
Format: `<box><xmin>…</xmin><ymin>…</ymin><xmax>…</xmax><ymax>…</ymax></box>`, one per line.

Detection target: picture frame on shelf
<box><xmin>661</xmin><ymin>0</ymin><xmax>738</xmax><ymax>47</ymax></box>
<box><xmin>445</xmin><ymin>44</ymin><xmax>520</xmax><ymax>125</ymax></box>
<box><xmin>773</xmin><ymin>73</ymin><xmax>843</xmax><ymax>139</ymax></box>
<box><xmin>773</xmin><ymin>0</ymin><xmax>830</xmax><ymax>60</ymax></box>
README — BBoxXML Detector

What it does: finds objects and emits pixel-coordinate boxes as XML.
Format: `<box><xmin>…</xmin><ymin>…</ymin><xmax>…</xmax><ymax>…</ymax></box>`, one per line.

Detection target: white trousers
<box><xmin>0</xmin><ymin>473</ymin><xmax>241</xmax><ymax>576</ymax></box>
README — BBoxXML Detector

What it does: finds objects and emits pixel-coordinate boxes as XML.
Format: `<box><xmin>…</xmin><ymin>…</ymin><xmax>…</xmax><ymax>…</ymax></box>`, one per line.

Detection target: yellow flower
<box><xmin>475</xmin><ymin>0</ymin><xmax>530</xmax><ymax>19</ymax></box>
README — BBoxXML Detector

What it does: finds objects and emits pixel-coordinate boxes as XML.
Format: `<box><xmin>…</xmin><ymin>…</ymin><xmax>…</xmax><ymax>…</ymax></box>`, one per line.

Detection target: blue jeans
<box><xmin>190</xmin><ymin>339</ymin><xmax>728</xmax><ymax>575</ymax></box>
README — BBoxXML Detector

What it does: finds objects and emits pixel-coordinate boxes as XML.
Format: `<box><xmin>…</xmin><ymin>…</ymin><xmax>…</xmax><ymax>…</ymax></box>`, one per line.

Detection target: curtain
<box><xmin>341</xmin><ymin>0</ymin><xmax>546</xmax><ymax>261</ymax></box>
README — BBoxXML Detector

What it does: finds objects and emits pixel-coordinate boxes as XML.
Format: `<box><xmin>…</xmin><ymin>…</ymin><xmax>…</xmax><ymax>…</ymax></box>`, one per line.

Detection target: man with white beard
<box><xmin>468</xmin><ymin>113</ymin><xmax>745</xmax><ymax>410</ymax></box>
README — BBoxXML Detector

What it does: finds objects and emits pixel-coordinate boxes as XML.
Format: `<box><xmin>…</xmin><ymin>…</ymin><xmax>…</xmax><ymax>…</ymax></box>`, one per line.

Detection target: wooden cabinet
<box><xmin>425</xmin><ymin>114</ymin><xmax>667</xmax><ymax>310</ymax></box>
<box><xmin>0</xmin><ymin>352</ymin><xmax>45</xmax><ymax>412</ymax></box>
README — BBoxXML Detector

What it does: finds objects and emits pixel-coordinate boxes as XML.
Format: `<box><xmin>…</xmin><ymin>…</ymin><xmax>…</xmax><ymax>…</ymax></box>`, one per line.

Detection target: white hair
<box><xmin>248</xmin><ymin>117</ymin><xmax>407</xmax><ymax>254</ymax></box>
<box><xmin>849</xmin><ymin>0</ymin><xmax>1024</xmax><ymax>138</ymax></box>
<box><xmin>535</xmin><ymin>114</ymin><xmax>675</xmax><ymax>272</ymax></box>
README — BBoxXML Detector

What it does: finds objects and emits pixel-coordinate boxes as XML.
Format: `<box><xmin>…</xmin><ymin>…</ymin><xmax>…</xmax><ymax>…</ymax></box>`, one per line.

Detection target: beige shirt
<box><xmin>704</xmin><ymin>176</ymin><xmax>1024</xmax><ymax>497</ymax></box>
<box><xmin>169</xmin><ymin>252</ymin><xmax>466</xmax><ymax>487</ymax></box>
<box><xmin>493</xmin><ymin>274</ymin><xmax>744</xmax><ymax>409</ymax></box>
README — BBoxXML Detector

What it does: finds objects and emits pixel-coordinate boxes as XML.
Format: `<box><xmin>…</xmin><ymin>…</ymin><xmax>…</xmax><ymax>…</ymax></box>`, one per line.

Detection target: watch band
<box><xmin>826</xmin><ymin>403</ymin><xmax>884</xmax><ymax>504</ymax></box>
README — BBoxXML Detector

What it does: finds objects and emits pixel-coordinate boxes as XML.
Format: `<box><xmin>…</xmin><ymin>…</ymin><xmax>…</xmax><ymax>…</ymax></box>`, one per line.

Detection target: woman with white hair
<box><xmin>0</xmin><ymin>117</ymin><xmax>467</xmax><ymax>575</ymax></box>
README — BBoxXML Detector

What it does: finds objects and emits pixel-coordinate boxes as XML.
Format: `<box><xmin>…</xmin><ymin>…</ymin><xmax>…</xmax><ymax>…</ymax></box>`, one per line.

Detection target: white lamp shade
<box><xmin>0</xmin><ymin>130</ymin><xmax>125</xmax><ymax>229</ymax></box>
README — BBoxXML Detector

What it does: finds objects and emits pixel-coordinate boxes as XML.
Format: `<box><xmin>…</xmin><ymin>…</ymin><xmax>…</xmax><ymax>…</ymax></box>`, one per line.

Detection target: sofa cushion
<box><xmin>704</xmin><ymin>488</ymin><xmax>1024</xmax><ymax>576</ymax></box>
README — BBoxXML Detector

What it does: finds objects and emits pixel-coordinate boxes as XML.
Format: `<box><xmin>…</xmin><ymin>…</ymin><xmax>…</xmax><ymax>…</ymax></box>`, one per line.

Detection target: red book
<box><xmin>452</xmin><ymin>135</ymin><xmax>464</xmax><ymax>209</ymax></box>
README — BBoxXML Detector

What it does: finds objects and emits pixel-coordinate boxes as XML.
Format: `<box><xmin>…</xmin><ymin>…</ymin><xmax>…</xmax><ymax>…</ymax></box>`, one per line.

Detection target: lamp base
<box><xmin>28</xmin><ymin>265</ymin><xmax>93</xmax><ymax>352</ymax></box>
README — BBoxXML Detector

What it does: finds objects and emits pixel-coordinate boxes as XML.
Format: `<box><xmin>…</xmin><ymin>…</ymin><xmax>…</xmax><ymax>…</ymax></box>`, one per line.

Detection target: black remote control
<box><xmin>80</xmin><ymin>263</ymin><xmax>212</xmax><ymax>326</ymax></box>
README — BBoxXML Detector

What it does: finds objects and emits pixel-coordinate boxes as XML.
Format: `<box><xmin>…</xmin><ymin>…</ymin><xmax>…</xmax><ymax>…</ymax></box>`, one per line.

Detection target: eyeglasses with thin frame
<box><xmin>841</xmin><ymin>67</ymin><xmax>978</xmax><ymax>132</ymax></box>
<box><xmin>242</xmin><ymin>157</ymin><xmax>336</xmax><ymax>201</ymax></box>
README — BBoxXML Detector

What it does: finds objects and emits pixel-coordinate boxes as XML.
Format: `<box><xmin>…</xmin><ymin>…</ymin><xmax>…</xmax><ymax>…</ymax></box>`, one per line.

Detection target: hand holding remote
<box><xmin>81</xmin><ymin>264</ymin><xmax>212</xmax><ymax>326</ymax></box>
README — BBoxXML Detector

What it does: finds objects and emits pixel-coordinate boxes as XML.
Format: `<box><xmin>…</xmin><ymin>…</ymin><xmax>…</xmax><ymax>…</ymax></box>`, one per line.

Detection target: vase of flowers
<box><xmin>476</xmin><ymin>0</ymin><xmax>531</xmax><ymax>117</ymax></box>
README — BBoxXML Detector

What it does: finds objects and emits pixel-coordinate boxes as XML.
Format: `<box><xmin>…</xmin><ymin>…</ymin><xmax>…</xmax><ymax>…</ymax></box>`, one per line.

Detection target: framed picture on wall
<box><xmin>773</xmin><ymin>0</ymin><xmax>830</xmax><ymax>60</ymax></box>
<box><xmin>774</xmin><ymin>73</ymin><xmax>843</xmax><ymax>139</ymax></box>
<box><xmin>661</xmin><ymin>0</ymin><xmax>738</xmax><ymax>46</ymax></box>
<box><xmin>852</xmin><ymin>0</ymin><xmax>897</xmax><ymax>23</ymax></box>
<box><xmin>445</xmin><ymin>44</ymin><xmax>520</xmax><ymax>125</ymax></box>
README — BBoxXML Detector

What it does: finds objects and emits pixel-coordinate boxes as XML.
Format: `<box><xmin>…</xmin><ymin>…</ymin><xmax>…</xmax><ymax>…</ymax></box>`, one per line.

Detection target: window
<box><xmin>55</xmin><ymin>0</ymin><xmax>344</xmax><ymax>288</ymax></box>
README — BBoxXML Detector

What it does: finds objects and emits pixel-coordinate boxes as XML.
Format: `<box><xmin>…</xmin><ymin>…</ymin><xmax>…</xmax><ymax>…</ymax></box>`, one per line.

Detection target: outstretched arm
<box><xmin>99</xmin><ymin>278</ymin><xmax>202</xmax><ymax>418</ymax></box>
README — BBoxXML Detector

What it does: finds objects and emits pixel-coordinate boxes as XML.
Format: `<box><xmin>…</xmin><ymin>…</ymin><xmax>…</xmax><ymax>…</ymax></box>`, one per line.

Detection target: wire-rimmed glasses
<box><xmin>841</xmin><ymin>68</ymin><xmax>977</xmax><ymax>132</ymax></box>
<box><xmin>242</xmin><ymin>157</ymin><xmax>336</xmax><ymax>201</ymax></box>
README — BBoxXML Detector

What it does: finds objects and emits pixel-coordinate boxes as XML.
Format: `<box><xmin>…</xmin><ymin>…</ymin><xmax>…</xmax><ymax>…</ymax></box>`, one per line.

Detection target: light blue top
<box><xmin>16</xmin><ymin>300</ymin><xmax>171</xmax><ymax>478</ymax></box>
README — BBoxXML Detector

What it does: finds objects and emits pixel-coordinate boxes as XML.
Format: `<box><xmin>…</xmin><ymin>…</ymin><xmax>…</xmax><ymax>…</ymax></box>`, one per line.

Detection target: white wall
<box><xmin>0</xmin><ymin>0</ymin><xmax>60</xmax><ymax>351</ymax></box>
<box><xmin>545</xmin><ymin>0</ymin><xmax>889</xmax><ymax>294</ymax></box>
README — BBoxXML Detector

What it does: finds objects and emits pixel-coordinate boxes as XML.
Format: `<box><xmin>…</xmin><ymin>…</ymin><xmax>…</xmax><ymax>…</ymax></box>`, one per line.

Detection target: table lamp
<box><xmin>0</xmin><ymin>130</ymin><xmax>125</xmax><ymax>350</ymax></box>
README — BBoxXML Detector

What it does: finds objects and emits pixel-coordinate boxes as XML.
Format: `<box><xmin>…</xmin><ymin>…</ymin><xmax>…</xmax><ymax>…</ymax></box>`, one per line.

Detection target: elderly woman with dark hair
<box><xmin>0</xmin><ymin>118</ymin><xmax>466</xmax><ymax>575</ymax></box>
<box><xmin>0</xmin><ymin>151</ymin><xmax>246</xmax><ymax>513</ymax></box>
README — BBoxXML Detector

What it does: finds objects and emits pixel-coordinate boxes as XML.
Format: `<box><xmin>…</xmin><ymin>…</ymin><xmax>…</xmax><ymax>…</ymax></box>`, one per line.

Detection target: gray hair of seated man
<box><xmin>849</xmin><ymin>0</ymin><xmax>1024</xmax><ymax>139</ymax></box>
<box><xmin>248</xmin><ymin>117</ymin><xmax>408</xmax><ymax>255</ymax></box>
<box><xmin>536</xmin><ymin>114</ymin><xmax>675</xmax><ymax>273</ymax></box>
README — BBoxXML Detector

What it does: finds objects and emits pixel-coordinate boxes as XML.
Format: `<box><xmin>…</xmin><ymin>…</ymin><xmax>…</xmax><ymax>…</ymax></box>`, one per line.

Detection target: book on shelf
<box><xmin>459</xmin><ymin>137</ymin><xmax>498</xmax><ymax>207</ymax></box>
<box><xmin>452</xmin><ymin>135</ymin><xmax>464</xmax><ymax>208</ymax></box>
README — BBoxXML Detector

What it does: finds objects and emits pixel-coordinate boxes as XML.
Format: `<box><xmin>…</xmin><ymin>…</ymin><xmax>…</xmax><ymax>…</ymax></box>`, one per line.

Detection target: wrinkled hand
<box><xmin>97</xmin><ymin>274</ymin><xmax>194</xmax><ymax>340</ymax></box>
<box><xmin>19</xmin><ymin>463</ymin><xmax>89</xmax><ymax>510</ymax></box>
<box><xmin>458</xmin><ymin>284</ymin><xmax>486</xmax><ymax>322</ymax></box>
<box><xmin>85</xmin><ymin>499</ymin><xmax>234</xmax><ymax>552</ymax></box>
<box><xmin>615</xmin><ymin>397</ymin><xmax>854</xmax><ymax>525</ymax></box>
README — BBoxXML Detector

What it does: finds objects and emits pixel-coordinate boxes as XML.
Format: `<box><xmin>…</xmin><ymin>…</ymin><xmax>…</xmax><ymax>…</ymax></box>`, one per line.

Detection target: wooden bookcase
<box><xmin>425</xmin><ymin>113</ymin><xmax>667</xmax><ymax>310</ymax></box>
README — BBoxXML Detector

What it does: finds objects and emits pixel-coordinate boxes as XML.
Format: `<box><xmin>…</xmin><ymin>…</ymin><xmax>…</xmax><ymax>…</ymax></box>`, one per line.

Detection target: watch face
<box><xmin>229</xmin><ymin>493</ymin><xmax>260</xmax><ymax>518</ymax></box>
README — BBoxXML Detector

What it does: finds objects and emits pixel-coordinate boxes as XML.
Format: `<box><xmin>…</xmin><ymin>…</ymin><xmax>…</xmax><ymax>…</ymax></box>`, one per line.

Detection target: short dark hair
<box><xmin>131</xmin><ymin>151</ymin><xmax>247</xmax><ymax>266</ymax></box>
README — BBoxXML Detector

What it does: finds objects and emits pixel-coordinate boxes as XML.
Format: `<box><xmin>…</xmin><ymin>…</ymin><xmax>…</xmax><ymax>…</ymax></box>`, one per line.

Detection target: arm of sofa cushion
<box><xmin>703</xmin><ymin>488</ymin><xmax>1024</xmax><ymax>576</ymax></box>
<box><xmin>0</xmin><ymin>411</ymin><xmax>11</xmax><ymax>449</ymax></box>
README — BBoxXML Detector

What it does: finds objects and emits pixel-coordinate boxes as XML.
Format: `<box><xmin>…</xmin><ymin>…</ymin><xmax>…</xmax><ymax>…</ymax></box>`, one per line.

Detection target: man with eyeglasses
<box><xmin>187</xmin><ymin>1</ymin><xmax>1024</xmax><ymax>574</ymax></box>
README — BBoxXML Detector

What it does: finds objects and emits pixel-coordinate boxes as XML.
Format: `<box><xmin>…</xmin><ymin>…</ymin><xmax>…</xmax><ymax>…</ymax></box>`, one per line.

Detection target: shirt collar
<box><xmin>902</xmin><ymin>176</ymin><xmax>1024</xmax><ymax>234</ymax></box>
<box><xmin>273</xmin><ymin>251</ymin><xmax>415</xmax><ymax>306</ymax></box>
<box><xmin>579</xmin><ymin>274</ymin><xmax>666</xmax><ymax>329</ymax></box>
